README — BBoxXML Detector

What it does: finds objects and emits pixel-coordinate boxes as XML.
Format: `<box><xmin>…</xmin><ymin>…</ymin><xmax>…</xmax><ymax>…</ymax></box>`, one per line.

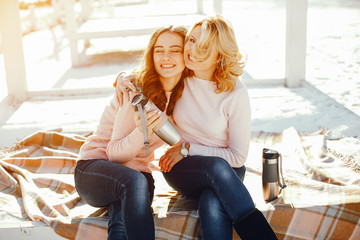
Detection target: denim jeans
<box><xmin>162</xmin><ymin>156</ymin><xmax>255</xmax><ymax>240</ymax></box>
<box><xmin>75</xmin><ymin>159</ymin><xmax>155</xmax><ymax>240</ymax></box>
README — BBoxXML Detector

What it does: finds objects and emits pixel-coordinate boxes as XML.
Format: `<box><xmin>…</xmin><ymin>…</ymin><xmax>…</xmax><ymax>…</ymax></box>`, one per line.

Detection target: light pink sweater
<box><xmin>173</xmin><ymin>76</ymin><xmax>251</xmax><ymax>167</ymax></box>
<box><xmin>79</xmin><ymin>76</ymin><xmax>251</xmax><ymax>172</ymax></box>
<box><xmin>78</xmin><ymin>91</ymin><xmax>165</xmax><ymax>173</ymax></box>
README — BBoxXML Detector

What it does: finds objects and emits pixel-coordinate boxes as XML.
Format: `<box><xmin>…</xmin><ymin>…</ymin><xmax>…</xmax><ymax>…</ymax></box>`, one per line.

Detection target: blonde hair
<box><xmin>187</xmin><ymin>15</ymin><xmax>245</xmax><ymax>93</ymax></box>
<box><xmin>135</xmin><ymin>25</ymin><xmax>190</xmax><ymax>115</ymax></box>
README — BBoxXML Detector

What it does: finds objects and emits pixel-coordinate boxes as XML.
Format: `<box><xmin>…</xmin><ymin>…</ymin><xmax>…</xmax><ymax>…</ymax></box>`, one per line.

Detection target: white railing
<box><xmin>0</xmin><ymin>0</ymin><xmax>308</xmax><ymax>103</ymax></box>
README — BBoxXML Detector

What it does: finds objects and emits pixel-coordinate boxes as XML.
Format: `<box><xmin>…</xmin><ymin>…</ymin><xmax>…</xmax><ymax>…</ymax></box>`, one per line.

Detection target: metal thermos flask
<box><xmin>131</xmin><ymin>93</ymin><xmax>181</xmax><ymax>154</ymax></box>
<box><xmin>262</xmin><ymin>148</ymin><xmax>286</xmax><ymax>202</ymax></box>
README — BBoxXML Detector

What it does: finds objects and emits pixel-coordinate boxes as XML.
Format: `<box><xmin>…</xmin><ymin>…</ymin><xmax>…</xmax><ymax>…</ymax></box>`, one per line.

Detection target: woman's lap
<box><xmin>75</xmin><ymin>159</ymin><xmax>154</xmax><ymax>207</ymax></box>
<box><xmin>163</xmin><ymin>155</ymin><xmax>254</xmax><ymax>221</ymax></box>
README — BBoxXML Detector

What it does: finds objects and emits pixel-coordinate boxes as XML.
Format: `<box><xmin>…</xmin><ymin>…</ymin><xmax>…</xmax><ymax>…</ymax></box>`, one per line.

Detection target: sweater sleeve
<box><xmin>106</xmin><ymin>94</ymin><xmax>146</xmax><ymax>163</ymax></box>
<box><xmin>188</xmin><ymin>86</ymin><xmax>251</xmax><ymax>167</ymax></box>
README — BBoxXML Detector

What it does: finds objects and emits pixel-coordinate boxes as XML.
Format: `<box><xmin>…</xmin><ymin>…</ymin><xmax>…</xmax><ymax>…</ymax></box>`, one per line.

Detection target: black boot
<box><xmin>234</xmin><ymin>208</ymin><xmax>278</xmax><ymax>240</ymax></box>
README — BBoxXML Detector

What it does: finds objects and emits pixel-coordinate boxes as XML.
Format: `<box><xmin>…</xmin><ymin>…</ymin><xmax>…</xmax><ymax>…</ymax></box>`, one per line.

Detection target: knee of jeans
<box><xmin>206</xmin><ymin>157</ymin><xmax>233</xmax><ymax>179</ymax></box>
<box><xmin>199</xmin><ymin>189</ymin><xmax>225</xmax><ymax>219</ymax></box>
<box><xmin>122</xmin><ymin>173</ymin><xmax>149</xmax><ymax>202</ymax></box>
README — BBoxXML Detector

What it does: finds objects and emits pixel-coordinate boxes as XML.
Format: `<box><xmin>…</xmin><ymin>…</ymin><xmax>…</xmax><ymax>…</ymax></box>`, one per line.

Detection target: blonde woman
<box><xmin>158</xmin><ymin>16</ymin><xmax>278</xmax><ymax>239</ymax></box>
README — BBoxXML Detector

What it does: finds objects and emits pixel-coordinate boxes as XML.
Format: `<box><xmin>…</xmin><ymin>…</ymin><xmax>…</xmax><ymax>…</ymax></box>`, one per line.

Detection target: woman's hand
<box><xmin>159</xmin><ymin>141</ymin><xmax>184</xmax><ymax>172</ymax></box>
<box><xmin>114</xmin><ymin>71</ymin><xmax>137</xmax><ymax>105</ymax></box>
<box><xmin>134</xmin><ymin>110</ymin><xmax>161</xmax><ymax>138</ymax></box>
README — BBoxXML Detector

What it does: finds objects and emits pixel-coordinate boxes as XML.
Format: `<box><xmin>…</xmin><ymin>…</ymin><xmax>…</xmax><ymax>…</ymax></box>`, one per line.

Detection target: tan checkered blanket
<box><xmin>0</xmin><ymin>127</ymin><xmax>359</xmax><ymax>239</ymax></box>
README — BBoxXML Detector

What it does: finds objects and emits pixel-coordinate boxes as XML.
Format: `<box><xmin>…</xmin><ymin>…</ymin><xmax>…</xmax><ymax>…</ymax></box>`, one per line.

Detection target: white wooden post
<box><xmin>64</xmin><ymin>0</ymin><xmax>80</xmax><ymax>66</ymax></box>
<box><xmin>197</xmin><ymin>0</ymin><xmax>203</xmax><ymax>14</ymax></box>
<box><xmin>0</xmin><ymin>0</ymin><xmax>28</xmax><ymax>101</ymax></box>
<box><xmin>213</xmin><ymin>0</ymin><xmax>222</xmax><ymax>14</ymax></box>
<box><xmin>28</xmin><ymin>4</ymin><xmax>37</xmax><ymax>31</ymax></box>
<box><xmin>285</xmin><ymin>0</ymin><xmax>308</xmax><ymax>87</ymax></box>
<box><xmin>79</xmin><ymin>0</ymin><xmax>93</xmax><ymax>21</ymax></box>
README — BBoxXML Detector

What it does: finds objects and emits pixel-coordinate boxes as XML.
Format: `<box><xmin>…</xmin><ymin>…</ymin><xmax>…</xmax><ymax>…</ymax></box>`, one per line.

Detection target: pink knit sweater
<box><xmin>79</xmin><ymin>76</ymin><xmax>251</xmax><ymax>172</ymax></box>
<box><xmin>173</xmin><ymin>76</ymin><xmax>251</xmax><ymax>167</ymax></box>
<box><xmin>78</xmin><ymin>91</ymin><xmax>165</xmax><ymax>173</ymax></box>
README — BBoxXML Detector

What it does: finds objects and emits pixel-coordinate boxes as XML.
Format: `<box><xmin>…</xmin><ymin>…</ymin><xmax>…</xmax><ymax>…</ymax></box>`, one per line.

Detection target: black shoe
<box><xmin>234</xmin><ymin>209</ymin><xmax>278</xmax><ymax>240</ymax></box>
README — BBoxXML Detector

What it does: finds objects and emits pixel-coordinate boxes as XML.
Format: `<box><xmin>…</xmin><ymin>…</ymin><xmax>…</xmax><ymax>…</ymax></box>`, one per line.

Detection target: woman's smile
<box><xmin>160</xmin><ymin>64</ymin><xmax>176</xmax><ymax>68</ymax></box>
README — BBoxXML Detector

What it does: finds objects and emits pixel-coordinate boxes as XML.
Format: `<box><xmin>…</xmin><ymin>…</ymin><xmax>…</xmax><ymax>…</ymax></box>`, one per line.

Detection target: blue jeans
<box><xmin>75</xmin><ymin>159</ymin><xmax>155</xmax><ymax>240</ymax></box>
<box><xmin>162</xmin><ymin>156</ymin><xmax>255</xmax><ymax>240</ymax></box>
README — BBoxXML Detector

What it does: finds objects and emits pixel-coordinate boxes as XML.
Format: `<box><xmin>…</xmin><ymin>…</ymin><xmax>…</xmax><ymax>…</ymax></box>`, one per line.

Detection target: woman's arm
<box><xmin>106</xmin><ymin>103</ymin><xmax>145</xmax><ymax>163</ymax></box>
<box><xmin>106</xmin><ymin>92</ymin><xmax>162</xmax><ymax>163</ymax></box>
<box><xmin>106</xmin><ymin>72</ymin><xmax>144</xmax><ymax>162</ymax></box>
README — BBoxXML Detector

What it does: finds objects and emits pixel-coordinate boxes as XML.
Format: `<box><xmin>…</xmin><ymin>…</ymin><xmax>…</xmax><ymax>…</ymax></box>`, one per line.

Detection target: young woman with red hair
<box><xmin>75</xmin><ymin>25</ymin><xmax>189</xmax><ymax>240</ymax></box>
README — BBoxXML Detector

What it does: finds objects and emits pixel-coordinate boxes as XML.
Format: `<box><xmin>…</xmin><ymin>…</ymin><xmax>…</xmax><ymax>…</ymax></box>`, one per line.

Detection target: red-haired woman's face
<box><xmin>153</xmin><ymin>31</ymin><xmax>185</xmax><ymax>87</ymax></box>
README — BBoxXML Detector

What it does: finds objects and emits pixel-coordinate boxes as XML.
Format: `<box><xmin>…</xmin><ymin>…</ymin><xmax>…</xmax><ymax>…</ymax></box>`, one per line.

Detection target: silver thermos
<box><xmin>131</xmin><ymin>93</ymin><xmax>181</xmax><ymax>154</ymax></box>
<box><xmin>262</xmin><ymin>148</ymin><xmax>287</xmax><ymax>202</ymax></box>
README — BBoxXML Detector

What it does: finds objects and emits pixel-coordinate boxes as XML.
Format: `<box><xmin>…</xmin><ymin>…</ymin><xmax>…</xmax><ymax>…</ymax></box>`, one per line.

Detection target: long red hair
<box><xmin>136</xmin><ymin>25</ymin><xmax>190</xmax><ymax>115</ymax></box>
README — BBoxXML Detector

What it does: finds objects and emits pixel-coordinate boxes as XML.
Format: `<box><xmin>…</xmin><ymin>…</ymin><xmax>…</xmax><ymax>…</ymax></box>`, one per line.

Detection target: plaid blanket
<box><xmin>0</xmin><ymin>127</ymin><xmax>359</xmax><ymax>239</ymax></box>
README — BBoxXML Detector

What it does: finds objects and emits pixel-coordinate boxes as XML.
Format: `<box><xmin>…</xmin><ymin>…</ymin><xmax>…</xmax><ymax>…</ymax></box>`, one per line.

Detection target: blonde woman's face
<box><xmin>153</xmin><ymin>31</ymin><xmax>185</xmax><ymax>84</ymax></box>
<box><xmin>184</xmin><ymin>26</ymin><xmax>219</xmax><ymax>80</ymax></box>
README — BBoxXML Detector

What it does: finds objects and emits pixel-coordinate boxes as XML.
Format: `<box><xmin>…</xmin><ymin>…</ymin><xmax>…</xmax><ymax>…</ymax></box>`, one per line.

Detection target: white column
<box><xmin>64</xmin><ymin>0</ymin><xmax>80</xmax><ymax>66</ymax></box>
<box><xmin>0</xmin><ymin>0</ymin><xmax>28</xmax><ymax>101</ymax></box>
<box><xmin>197</xmin><ymin>0</ymin><xmax>203</xmax><ymax>14</ymax></box>
<box><xmin>213</xmin><ymin>0</ymin><xmax>222</xmax><ymax>14</ymax></box>
<box><xmin>79</xmin><ymin>0</ymin><xmax>93</xmax><ymax>21</ymax></box>
<box><xmin>285</xmin><ymin>0</ymin><xmax>308</xmax><ymax>87</ymax></box>
<box><xmin>28</xmin><ymin>4</ymin><xmax>37</xmax><ymax>31</ymax></box>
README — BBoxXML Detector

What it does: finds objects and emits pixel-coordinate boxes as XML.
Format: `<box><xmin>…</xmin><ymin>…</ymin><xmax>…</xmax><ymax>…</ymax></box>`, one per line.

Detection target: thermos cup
<box><xmin>262</xmin><ymin>148</ymin><xmax>287</xmax><ymax>202</ymax></box>
<box><xmin>131</xmin><ymin>93</ymin><xmax>181</xmax><ymax>154</ymax></box>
